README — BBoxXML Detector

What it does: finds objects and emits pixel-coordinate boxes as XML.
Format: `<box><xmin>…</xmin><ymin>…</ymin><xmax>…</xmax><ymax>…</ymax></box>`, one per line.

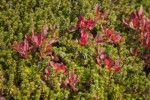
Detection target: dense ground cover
<box><xmin>0</xmin><ymin>0</ymin><xmax>150</xmax><ymax>99</ymax></box>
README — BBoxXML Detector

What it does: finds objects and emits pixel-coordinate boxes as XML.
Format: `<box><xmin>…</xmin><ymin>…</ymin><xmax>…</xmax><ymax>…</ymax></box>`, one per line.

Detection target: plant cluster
<box><xmin>0</xmin><ymin>0</ymin><xmax>150</xmax><ymax>99</ymax></box>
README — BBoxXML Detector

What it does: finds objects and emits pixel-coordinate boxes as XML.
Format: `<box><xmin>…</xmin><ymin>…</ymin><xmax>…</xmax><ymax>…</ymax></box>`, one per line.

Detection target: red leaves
<box><xmin>13</xmin><ymin>24</ymin><xmax>51</xmax><ymax>59</ymax></box>
<box><xmin>102</xmin><ymin>26</ymin><xmax>122</xmax><ymax>44</ymax></box>
<box><xmin>68</xmin><ymin>4</ymin><xmax>111</xmax><ymax>46</ymax></box>
<box><xmin>68</xmin><ymin>15</ymin><xmax>95</xmax><ymax>46</ymax></box>
<box><xmin>123</xmin><ymin>5</ymin><xmax>144</xmax><ymax>30</ymax></box>
<box><xmin>94</xmin><ymin>33</ymin><xmax>105</xmax><ymax>44</ymax></box>
<box><xmin>96</xmin><ymin>48</ymin><xmax>122</xmax><ymax>73</ymax></box>
<box><xmin>13</xmin><ymin>40</ymin><xmax>31</xmax><ymax>59</ymax></box>
<box><xmin>130</xmin><ymin>47</ymin><xmax>139</xmax><ymax>58</ymax></box>
<box><xmin>79</xmin><ymin>29</ymin><xmax>89</xmax><ymax>45</ymax></box>
<box><xmin>105</xmin><ymin>57</ymin><xmax>115</xmax><ymax>70</ymax></box>
<box><xmin>47</xmin><ymin>61</ymin><xmax>78</xmax><ymax>91</ymax></box>
<box><xmin>95</xmin><ymin>4</ymin><xmax>109</xmax><ymax>21</ymax></box>
<box><xmin>69</xmin><ymin>15</ymin><xmax>97</xmax><ymax>32</ymax></box>
<box><xmin>25</xmin><ymin>24</ymin><xmax>48</xmax><ymax>48</ymax></box>
<box><xmin>25</xmin><ymin>32</ymin><xmax>45</xmax><ymax>48</ymax></box>
<box><xmin>49</xmin><ymin>61</ymin><xmax>67</xmax><ymax>73</ymax></box>
<box><xmin>141</xmin><ymin>32</ymin><xmax>150</xmax><ymax>48</ymax></box>
<box><xmin>45</xmin><ymin>67</ymin><xmax>51</xmax><ymax>77</ymax></box>
<box><xmin>61</xmin><ymin>72</ymin><xmax>78</xmax><ymax>92</ymax></box>
<box><xmin>96</xmin><ymin>48</ymin><xmax>106</xmax><ymax>65</ymax></box>
<box><xmin>40</xmin><ymin>38</ymin><xmax>56</xmax><ymax>57</ymax></box>
<box><xmin>75</xmin><ymin>15</ymin><xmax>96</xmax><ymax>30</ymax></box>
<box><xmin>105</xmin><ymin>57</ymin><xmax>122</xmax><ymax>73</ymax></box>
<box><xmin>123</xmin><ymin>5</ymin><xmax>150</xmax><ymax>48</ymax></box>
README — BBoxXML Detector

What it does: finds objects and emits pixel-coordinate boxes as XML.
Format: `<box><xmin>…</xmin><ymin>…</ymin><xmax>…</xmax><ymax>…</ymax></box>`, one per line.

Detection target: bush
<box><xmin>0</xmin><ymin>0</ymin><xmax>150</xmax><ymax>99</ymax></box>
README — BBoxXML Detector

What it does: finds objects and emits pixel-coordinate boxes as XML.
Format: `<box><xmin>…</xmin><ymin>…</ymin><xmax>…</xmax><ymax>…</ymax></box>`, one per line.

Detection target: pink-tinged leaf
<box><xmin>37</xmin><ymin>33</ymin><xmax>44</xmax><ymax>47</ymax></box>
<box><xmin>115</xmin><ymin>58</ymin><xmax>120</xmax><ymax>67</ymax></box>
<box><xmin>113</xmin><ymin>58</ymin><xmax>122</xmax><ymax>73</ymax></box>
<box><xmin>95</xmin><ymin>4</ymin><xmax>100</xmax><ymax>17</ymax></box>
<box><xmin>102</xmin><ymin>9</ymin><xmax>110</xmax><ymax>17</ymax></box>
<box><xmin>123</xmin><ymin>19</ymin><xmax>130</xmax><ymax>25</ymax></box>
<box><xmin>80</xmin><ymin>29</ymin><xmax>87</xmax><ymax>37</ymax></box>
<box><xmin>134</xmin><ymin>47</ymin><xmax>138</xmax><ymax>57</ymax></box>
<box><xmin>49</xmin><ymin>61</ymin><xmax>67</xmax><ymax>73</ymax></box>
<box><xmin>68</xmin><ymin>27</ymin><xmax>78</xmax><ymax>32</ymax></box>
<box><xmin>130</xmin><ymin>12</ymin><xmax>136</xmax><ymax>19</ymax></box>
<box><xmin>133</xmin><ymin>18</ymin><xmax>139</xmax><ymax>28</ymax></box>
<box><xmin>25</xmin><ymin>31</ymin><xmax>46</xmax><ymax>48</ymax></box>
<box><xmin>94</xmin><ymin>33</ymin><xmax>105</xmax><ymax>44</ymax></box>
<box><xmin>79</xmin><ymin>37</ymin><xmax>87</xmax><ymax>45</ymax></box>
<box><xmin>96</xmin><ymin>57</ymin><xmax>102</xmax><ymax>65</ymax></box>
<box><xmin>102</xmin><ymin>26</ymin><xmax>122</xmax><ymax>44</ymax></box>
<box><xmin>129</xmin><ymin>22</ymin><xmax>135</xmax><ymax>29</ymax></box>
<box><xmin>107</xmin><ymin>29</ymin><xmax>113</xmax><ymax>36</ymax></box>
<box><xmin>48</xmin><ymin>38</ymin><xmax>56</xmax><ymax>45</ymax></box>
<box><xmin>13</xmin><ymin>40</ymin><xmax>30</xmax><ymax>59</ymax></box>
<box><xmin>25</xmin><ymin>34</ymin><xmax>32</xmax><ymax>42</ymax></box>
<box><xmin>114</xmin><ymin>66</ymin><xmax>121</xmax><ymax>73</ymax></box>
<box><xmin>96</xmin><ymin>48</ymin><xmax>105</xmax><ymax>54</ymax></box>
<box><xmin>86</xmin><ymin>19</ymin><xmax>96</xmax><ymax>30</ymax></box>
<box><xmin>139</xmin><ymin>5</ymin><xmax>144</xmax><ymax>16</ymax></box>
<box><xmin>130</xmin><ymin>48</ymin><xmax>134</xmax><ymax>54</ymax></box>
<box><xmin>79</xmin><ymin>29</ymin><xmax>89</xmax><ymax>45</ymax></box>
<box><xmin>45</xmin><ymin>67</ymin><xmax>51</xmax><ymax>77</ymax></box>
<box><xmin>49</xmin><ymin>61</ymin><xmax>55</xmax><ymax>68</ymax></box>
<box><xmin>41</xmin><ymin>24</ymin><xmax>48</xmax><ymax>37</ymax></box>
<box><xmin>60</xmin><ymin>72</ymin><xmax>78</xmax><ymax>92</ymax></box>
<box><xmin>40</xmin><ymin>44</ymin><xmax>52</xmax><ymax>57</ymax></box>
<box><xmin>68</xmin><ymin>15</ymin><xmax>86</xmax><ymax>32</ymax></box>
<box><xmin>63</xmin><ymin>79</ymin><xmax>69</xmax><ymax>87</ymax></box>
<box><xmin>76</xmin><ymin>15</ymin><xmax>85</xmax><ymax>28</ymax></box>
<box><xmin>105</xmin><ymin>57</ymin><xmax>115</xmax><ymax>70</ymax></box>
<box><xmin>39</xmin><ymin>38</ymin><xmax>54</xmax><ymax>57</ymax></box>
<box><xmin>0</xmin><ymin>96</ymin><xmax>5</xmax><ymax>100</ymax></box>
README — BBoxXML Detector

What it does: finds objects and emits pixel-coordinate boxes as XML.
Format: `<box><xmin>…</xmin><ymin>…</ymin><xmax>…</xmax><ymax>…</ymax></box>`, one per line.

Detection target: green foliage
<box><xmin>0</xmin><ymin>0</ymin><xmax>150</xmax><ymax>99</ymax></box>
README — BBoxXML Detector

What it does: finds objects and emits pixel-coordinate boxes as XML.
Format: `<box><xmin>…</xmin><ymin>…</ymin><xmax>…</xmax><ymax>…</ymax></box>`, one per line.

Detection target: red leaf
<box><xmin>95</xmin><ymin>4</ymin><xmax>100</xmax><ymax>17</ymax></box>
<box><xmin>45</xmin><ymin>67</ymin><xmax>51</xmax><ymax>77</ymax></box>
<box><xmin>76</xmin><ymin>15</ymin><xmax>85</xmax><ymax>28</ymax></box>
<box><xmin>139</xmin><ymin>5</ymin><xmax>144</xmax><ymax>16</ymax></box>
<box><xmin>48</xmin><ymin>38</ymin><xmax>56</xmax><ymax>45</ymax></box>
<box><xmin>41</xmin><ymin>24</ymin><xmax>48</xmax><ymax>37</ymax></box>
<box><xmin>114</xmin><ymin>66</ymin><xmax>121</xmax><ymax>73</ymax></box>
<box><xmin>134</xmin><ymin>47</ymin><xmax>138</xmax><ymax>57</ymax></box>
<box><xmin>68</xmin><ymin>27</ymin><xmax>78</xmax><ymax>32</ymax></box>
<box><xmin>102</xmin><ymin>9</ymin><xmax>110</xmax><ymax>17</ymax></box>
<box><xmin>123</xmin><ymin>19</ymin><xmax>130</xmax><ymax>25</ymax></box>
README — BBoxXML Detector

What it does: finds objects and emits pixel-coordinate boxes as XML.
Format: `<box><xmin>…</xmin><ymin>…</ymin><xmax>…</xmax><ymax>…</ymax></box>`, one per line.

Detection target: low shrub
<box><xmin>0</xmin><ymin>0</ymin><xmax>150</xmax><ymax>99</ymax></box>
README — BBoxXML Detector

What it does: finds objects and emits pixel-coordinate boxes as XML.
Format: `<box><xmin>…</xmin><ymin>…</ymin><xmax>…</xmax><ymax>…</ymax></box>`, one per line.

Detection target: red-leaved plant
<box><xmin>60</xmin><ymin>72</ymin><xmax>78</xmax><ymax>92</ymax></box>
<box><xmin>123</xmin><ymin>5</ymin><xmax>150</xmax><ymax>48</ymax></box>
<box><xmin>101</xmin><ymin>26</ymin><xmax>123</xmax><ymax>44</ymax></box>
<box><xmin>123</xmin><ymin>5</ymin><xmax>150</xmax><ymax>69</ymax></box>
<box><xmin>13</xmin><ymin>24</ymin><xmax>79</xmax><ymax>91</ymax></box>
<box><xmin>25</xmin><ymin>24</ymin><xmax>48</xmax><ymax>49</ymax></box>
<box><xmin>13</xmin><ymin>40</ymin><xmax>31</xmax><ymax>59</ymax></box>
<box><xmin>96</xmin><ymin>48</ymin><xmax>122</xmax><ymax>73</ymax></box>
<box><xmin>49</xmin><ymin>61</ymin><xmax>67</xmax><ymax>73</ymax></box>
<box><xmin>69</xmin><ymin>4</ymin><xmax>109</xmax><ymax>46</ymax></box>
